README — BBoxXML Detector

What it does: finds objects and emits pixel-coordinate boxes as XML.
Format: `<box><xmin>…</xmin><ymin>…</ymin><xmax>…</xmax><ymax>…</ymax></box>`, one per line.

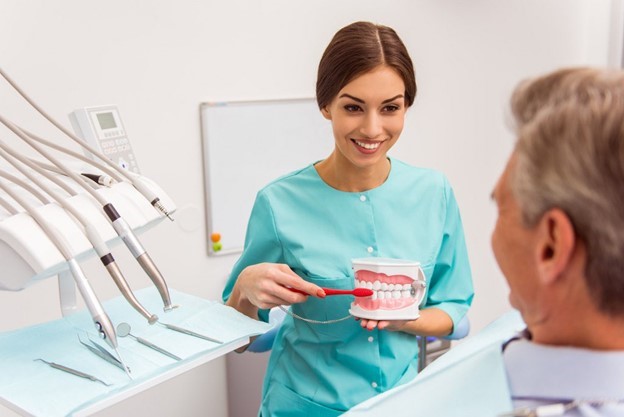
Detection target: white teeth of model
<box><xmin>378</xmin><ymin>291</ymin><xmax>385</xmax><ymax>300</ymax></box>
<box><xmin>392</xmin><ymin>291</ymin><xmax>401</xmax><ymax>299</ymax></box>
<box><xmin>388</xmin><ymin>284</ymin><xmax>395</xmax><ymax>291</ymax></box>
<box><xmin>373</xmin><ymin>281</ymin><xmax>381</xmax><ymax>290</ymax></box>
<box><xmin>384</xmin><ymin>291</ymin><xmax>392</xmax><ymax>299</ymax></box>
<box><xmin>402</xmin><ymin>284</ymin><xmax>412</xmax><ymax>291</ymax></box>
<box><xmin>366</xmin><ymin>282</ymin><xmax>373</xmax><ymax>290</ymax></box>
<box><xmin>381</xmin><ymin>283</ymin><xmax>388</xmax><ymax>291</ymax></box>
<box><xmin>371</xmin><ymin>292</ymin><xmax>378</xmax><ymax>300</ymax></box>
<box><xmin>402</xmin><ymin>290</ymin><xmax>411</xmax><ymax>298</ymax></box>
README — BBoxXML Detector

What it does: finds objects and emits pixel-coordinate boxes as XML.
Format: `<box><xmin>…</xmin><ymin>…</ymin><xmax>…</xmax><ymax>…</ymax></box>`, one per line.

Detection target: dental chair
<box><xmin>247</xmin><ymin>307</ymin><xmax>470</xmax><ymax>372</ymax></box>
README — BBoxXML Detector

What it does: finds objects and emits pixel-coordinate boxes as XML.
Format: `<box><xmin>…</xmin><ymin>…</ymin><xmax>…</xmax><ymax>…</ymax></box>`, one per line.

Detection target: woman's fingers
<box><xmin>271</xmin><ymin>264</ymin><xmax>326</xmax><ymax>298</ymax></box>
<box><xmin>239</xmin><ymin>263</ymin><xmax>324</xmax><ymax>309</ymax></box>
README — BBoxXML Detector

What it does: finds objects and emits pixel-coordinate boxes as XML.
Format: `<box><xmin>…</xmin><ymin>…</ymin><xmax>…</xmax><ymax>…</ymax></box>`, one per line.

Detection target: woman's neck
<box><xmin>315</xmin><ymin>152</ymin><xmax>391</xmax><ymax>192</ymax></box>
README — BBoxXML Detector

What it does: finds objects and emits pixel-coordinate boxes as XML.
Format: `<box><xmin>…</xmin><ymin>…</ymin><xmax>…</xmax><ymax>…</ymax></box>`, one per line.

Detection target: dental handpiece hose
<box><xmin>0</xmin><ymin>67</ymin><xmax>173</xmax><ymax>220</ymax></box>
<box><xmin>0</xmin><ymin>145</ymin><xmax>158</xmax><ymax>323</ymax></box>
<box><xmin>0</xmin><ymin>115</ymin><xmax>174</xmax><ymax>311</ymax></box>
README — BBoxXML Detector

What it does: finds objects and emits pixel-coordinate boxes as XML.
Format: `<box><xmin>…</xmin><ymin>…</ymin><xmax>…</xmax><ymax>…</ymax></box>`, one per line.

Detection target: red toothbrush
<box><xmin>288</xmin><ymin>287</ymin><xmax>373</xmax><ymax>297</ymax></box>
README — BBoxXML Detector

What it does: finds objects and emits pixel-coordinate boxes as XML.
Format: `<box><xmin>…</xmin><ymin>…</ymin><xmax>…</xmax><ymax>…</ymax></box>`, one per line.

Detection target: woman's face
<box><xmin>321</xmin><ymin>66</ymin><xmax>407</xmax><ymax>171</ymax></box>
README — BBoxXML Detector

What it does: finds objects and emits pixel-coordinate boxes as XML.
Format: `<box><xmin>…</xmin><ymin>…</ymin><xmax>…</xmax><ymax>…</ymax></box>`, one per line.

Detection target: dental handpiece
<box><xmin>67</xmin><ymin>259</ymin><xmax>118</xmax><ymax>349</ymax></box>
<box><xmin>0</xmin><ymin>145</ymin><xmax>158</xmax><ymax>324</ymax></box>
<box><xmin>99</xmin><ymin>252</ymin><xmax>158</xmax><ymax>324</ymax></box>
<box><xmin>103</xmin><ymin>203</ymin><xmax>174</xmax><ymax>311</ymax></box>
<box><xmin>0</xmin><ymin>118</ymin><xmax>174</xmax><ymax>312</ymax></box>
<box><xmin>0</xmin><ymin>179</ymin><xmax>118</xmax><ymax>349</ymax></box>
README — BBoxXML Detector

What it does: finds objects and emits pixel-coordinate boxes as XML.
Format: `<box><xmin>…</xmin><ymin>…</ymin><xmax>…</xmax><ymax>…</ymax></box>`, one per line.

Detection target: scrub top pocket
<box><xmin>290</xmin><ymin>273</ymin><xmax>361</xmax><ymax>339</ymax></box>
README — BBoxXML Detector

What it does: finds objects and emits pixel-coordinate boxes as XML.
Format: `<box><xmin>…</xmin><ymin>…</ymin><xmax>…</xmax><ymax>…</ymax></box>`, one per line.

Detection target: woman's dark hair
<box><xmin>316</xmin><ymin>21</ymin><xmax>417</xmax><ymax>110</ymax></box>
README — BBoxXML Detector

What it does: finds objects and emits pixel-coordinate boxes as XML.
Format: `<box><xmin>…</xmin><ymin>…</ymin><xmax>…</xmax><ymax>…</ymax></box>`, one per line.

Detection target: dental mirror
<box><xmin>116</xmin><ymin>322</ymin><xmax>182</xmax><ymax>361</ymax></box>
<box><xmin>117</xmin><ymin>322</ymin><xmax>132</xmax><ymax>337</ymax></box>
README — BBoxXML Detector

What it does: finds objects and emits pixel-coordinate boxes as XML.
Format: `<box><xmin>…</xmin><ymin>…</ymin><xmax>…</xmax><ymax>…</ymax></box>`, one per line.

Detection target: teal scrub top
<box><xmin>222</xmin><ymin>158</ymin><xmax>474</xmax><ymax>416</ymax></box>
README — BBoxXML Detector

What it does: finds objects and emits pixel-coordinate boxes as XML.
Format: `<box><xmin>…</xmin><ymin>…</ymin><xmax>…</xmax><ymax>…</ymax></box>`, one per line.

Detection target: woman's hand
<box><xmin>358</xmin><ymin>318</ymin><xmax>410</xmax><ymax>332</ymax></box>
<box><xmin>355</xmin><ymin>308</ymin><xmax>454</xmax><ymax>337</ymax></box>
<box><xmin>227</xmin><ymin>263</ymin><xmax>325</xmax><ymax>318</ymax></box>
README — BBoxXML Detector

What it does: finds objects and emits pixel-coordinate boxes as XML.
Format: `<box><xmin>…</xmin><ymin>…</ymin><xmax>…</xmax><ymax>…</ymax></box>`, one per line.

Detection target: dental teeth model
<box><xmin>348</xmin><ymin>258</ymin><xmax>427</xmax><ymax>320</ymax></box>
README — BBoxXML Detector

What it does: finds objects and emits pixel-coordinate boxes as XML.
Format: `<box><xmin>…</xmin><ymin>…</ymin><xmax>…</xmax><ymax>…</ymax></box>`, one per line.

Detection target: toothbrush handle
<box><xmin>323</xmin><ymin>288</ymin><xmax>352</xmax><ymax>295</ymax></box>
<box><xmin>288</xmin><ymin>287</ymin><xmax>372</xmax><ymax>297</ymax></box>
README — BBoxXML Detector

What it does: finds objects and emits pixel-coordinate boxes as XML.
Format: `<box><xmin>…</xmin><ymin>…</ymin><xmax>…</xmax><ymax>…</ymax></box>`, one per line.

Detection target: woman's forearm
<box><xmin>400</xmin><ymin>307</ymin><xmax>454</xmax><ymax>337</ymax></box>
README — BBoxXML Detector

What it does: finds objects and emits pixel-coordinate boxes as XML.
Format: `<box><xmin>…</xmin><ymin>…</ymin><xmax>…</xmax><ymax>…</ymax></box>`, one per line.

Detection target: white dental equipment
<box><xmin>0</xmin><ymin>178</ymin><xmax>119</xmax><ymax>349</ymax></box>
<box><xmin>0</xmin><ymin>145</ymin><xmax>158</xmax><ymax>324</ymax></box>
<box><xmin>0</xmin><ymin>115</ymin><xmax>175</xmax><ymax>312</ymax></box>
<box><xmin>69</xmin><ymin>105</ymin><xmax>140</xmax><ymax>174</ymax></box>
<box><xmin>349</xmin><ymin>258</ymin><xmax>427</xmax><ymax>321</ymax></box>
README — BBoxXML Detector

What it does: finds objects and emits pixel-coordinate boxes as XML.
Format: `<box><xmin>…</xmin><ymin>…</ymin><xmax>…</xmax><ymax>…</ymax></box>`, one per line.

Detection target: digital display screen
<box><xmin>96</xmin><ymin>112</ymin><xmax>117</xmax><ymax>130</ymax></box>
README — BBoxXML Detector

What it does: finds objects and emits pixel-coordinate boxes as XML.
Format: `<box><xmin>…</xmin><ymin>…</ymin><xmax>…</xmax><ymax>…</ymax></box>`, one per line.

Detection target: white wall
<box><xmin>0</xmin><ymin>1</ymin><xmax>621</xmax><ymax>416</ymax></box>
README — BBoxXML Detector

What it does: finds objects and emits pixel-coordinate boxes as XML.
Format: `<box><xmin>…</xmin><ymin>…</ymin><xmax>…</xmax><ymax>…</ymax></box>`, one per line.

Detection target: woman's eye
<box><xmin>383</xmin><ymin>105</ymin><xmax>400</xmax><ymax>113</ymax></box>
<box><xmin>344</xmin><ymin>104</ymin><xmax>362</xmax><ymax>112</ymax></box>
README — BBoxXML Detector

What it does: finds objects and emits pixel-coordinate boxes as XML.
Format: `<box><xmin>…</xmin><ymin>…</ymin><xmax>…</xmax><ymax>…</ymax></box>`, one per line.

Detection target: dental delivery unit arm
<box><xmin>0</xmin><ymin>67</ymin><xmax>176</xmax><ymax>311</ymax></box>
<box><xmin>0</xmin><ymin>144</ymin><xmax>157</xmax><ymax>324</ymax></box>
<box><xmin>0</xmin><ymin>68</ymin><xmax>176</xmax><ymax>331</ymax></box>
<box><xmin>0</xmin><ymin>113</ymin><xmax>174</xmax><ymax>312</ymax></box>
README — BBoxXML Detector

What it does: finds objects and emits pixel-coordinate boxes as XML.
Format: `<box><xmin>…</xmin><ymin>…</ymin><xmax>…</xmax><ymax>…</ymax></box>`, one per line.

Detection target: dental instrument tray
<box><xmin>0</xmin><ymin>288</ymin><xmax>272</xmax><ymax>417</ymax></box>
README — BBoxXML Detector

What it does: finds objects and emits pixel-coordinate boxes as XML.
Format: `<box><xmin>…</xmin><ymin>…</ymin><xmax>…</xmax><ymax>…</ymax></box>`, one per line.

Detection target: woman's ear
<box><xmin>534</xmin><ymin>208</ymin><xmax>576</xmax><ymax>285</ymax></box>
<box><xmin>321</xmin><ymin>106</ymin><xmax>332</xmax><ymax>120</ymax></box>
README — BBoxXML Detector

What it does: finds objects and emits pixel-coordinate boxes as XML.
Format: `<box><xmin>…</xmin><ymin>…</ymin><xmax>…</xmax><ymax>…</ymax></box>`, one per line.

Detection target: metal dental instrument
<box><xmin>117</xmin><ymin>322</ymin><xmax>182</xmax><ymax>361</ymax></box>
<box><xmin>78</xmin><ymin>335</ymin><xmax>132</xmax><ymax>379</ymax></box>
<box><xmin>34</xmin><ymin>359</ymin><xmax>111</xmax><ymax>386</ymax></box>
<box><xmin>0</xmin><ymin>117</ymin><xmax>175</xmax><ymax>312</ymax></box>
<box><xmin>0</xmin><ymin>146</ymin><xmax>158</xmax><ymax>324</ymax></box>
<box><xmin>158</xmin><ymin>322</ymin><xmax>224</xmax><ymax>344</ymax></box>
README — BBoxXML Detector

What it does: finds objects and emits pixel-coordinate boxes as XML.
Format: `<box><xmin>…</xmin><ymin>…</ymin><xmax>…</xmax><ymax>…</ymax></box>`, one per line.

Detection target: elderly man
<box><xmin>344</xmin><ymin>67</ymin><xmax>624</xmax><ymax>416</ymax></box>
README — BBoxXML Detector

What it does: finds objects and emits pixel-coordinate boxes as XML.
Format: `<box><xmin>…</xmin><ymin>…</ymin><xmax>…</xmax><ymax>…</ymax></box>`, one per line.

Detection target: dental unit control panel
<box><xmin>69</xmin><ymin>105</ymin><xmax>141</xmax><ymax>174</ymax></box>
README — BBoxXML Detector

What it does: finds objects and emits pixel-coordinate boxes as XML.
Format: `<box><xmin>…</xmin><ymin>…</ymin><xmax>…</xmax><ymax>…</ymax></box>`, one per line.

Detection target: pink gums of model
<box><xmin>349</xmin><ymin>258</ymin><xmax>426</xmax><ymax>320</ymax></box>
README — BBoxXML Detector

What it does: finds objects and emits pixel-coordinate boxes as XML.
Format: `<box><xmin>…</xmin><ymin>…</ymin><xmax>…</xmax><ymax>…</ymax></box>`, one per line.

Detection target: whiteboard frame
<box><xmin>199</xmin><ymin>97</ymin><xmax>329</xmax><ymax>256</ymax></box>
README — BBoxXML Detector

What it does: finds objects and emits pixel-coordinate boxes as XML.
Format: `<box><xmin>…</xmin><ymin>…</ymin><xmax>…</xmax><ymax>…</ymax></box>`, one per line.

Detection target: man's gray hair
<box><xmin>510</xmin><ymin>67</ymin><xmax>624</xmax><ymax>316</ymax></box>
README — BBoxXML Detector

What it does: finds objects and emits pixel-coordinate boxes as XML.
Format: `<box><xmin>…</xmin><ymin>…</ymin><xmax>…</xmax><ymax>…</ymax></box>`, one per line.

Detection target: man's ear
<box><xmin>534</xmin><ymin>208</ymin><xmax>576</xmax><ymax>285</ymax></box>
<box><xmin>321</xmin><ymin>106</ymin><xmax>332</xmax><ymax>120</ymax></box>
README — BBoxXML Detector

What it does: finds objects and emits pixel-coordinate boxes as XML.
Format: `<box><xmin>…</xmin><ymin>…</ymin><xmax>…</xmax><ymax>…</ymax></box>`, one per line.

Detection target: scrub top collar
<box><xmin>311</xmin><ymin>157</ymin><xmax>396</xmax><ymax>194</ymax></box>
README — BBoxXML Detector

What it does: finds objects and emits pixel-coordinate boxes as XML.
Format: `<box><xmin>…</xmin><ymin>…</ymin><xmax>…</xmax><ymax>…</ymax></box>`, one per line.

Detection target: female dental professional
<box><xmin>223</xmin><ymin>21</ymin><xmax>474</xmax><ymax>416</ymax></box>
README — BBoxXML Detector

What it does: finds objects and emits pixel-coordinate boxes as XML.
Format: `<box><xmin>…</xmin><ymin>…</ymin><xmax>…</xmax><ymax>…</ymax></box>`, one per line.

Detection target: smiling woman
<box><xmin>317</xmin><ymin>66</ymin><xmax>407</xmax><ymax>190</ymax></box>
<box><xmin>222</xmin><ymin>21</ymin><xmax>474</xmax><ymax>416</ymax></box>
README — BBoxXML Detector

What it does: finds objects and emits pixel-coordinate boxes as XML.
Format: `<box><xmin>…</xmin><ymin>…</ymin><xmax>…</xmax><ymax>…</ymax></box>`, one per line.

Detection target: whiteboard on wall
<box><xmin>200</xmin><ymin>98</ymin><xmax>333</xmax><ymax>255</ymax></box>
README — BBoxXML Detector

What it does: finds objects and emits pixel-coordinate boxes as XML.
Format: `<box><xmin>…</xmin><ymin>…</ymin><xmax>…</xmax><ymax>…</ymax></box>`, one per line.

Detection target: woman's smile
<box><xmin>352</xmin><ymin>138</ymin><xmax>386</xmax><ymax>153</ymax></box>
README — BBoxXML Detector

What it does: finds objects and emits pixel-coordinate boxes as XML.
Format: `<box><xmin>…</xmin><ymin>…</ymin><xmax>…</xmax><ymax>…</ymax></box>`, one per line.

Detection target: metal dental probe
<box><xmin>158</xmin><ymin>322</ymin><xmax>224</xmax><ymax>344</ymax></box>
<box><xmin>34</xmin><ymin>359</ymin><xmax>111</xmax><ymax>386</ymax></box>
<box><xmin>117</xmin><ymin>322</ymin><xmax>182</xmax><ymax>361</ymax></box>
